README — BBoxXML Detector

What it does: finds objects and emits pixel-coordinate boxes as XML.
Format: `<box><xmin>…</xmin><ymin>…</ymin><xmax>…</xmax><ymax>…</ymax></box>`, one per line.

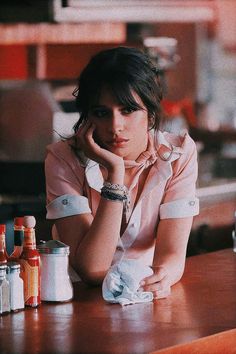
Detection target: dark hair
<box><xmin>73</xmin><ymin>46</ymin><xmax>163</xmax><ymax>132</ymax></box>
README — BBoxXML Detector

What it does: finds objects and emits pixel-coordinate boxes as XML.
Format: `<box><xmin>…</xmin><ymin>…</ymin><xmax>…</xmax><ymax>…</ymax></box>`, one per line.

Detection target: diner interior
<box><xmin>0</xmin><ymin>1</ymin><xmax>236</xmax><ymax>353</ymax></box>
<box><xmin>0</xmin><ymin>0</ymin><xmax>235</xmax><ymax>255</ymax></box>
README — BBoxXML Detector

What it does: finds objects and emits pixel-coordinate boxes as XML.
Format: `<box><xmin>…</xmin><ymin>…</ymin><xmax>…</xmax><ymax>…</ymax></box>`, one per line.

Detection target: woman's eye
<box><xmin>93</xmin><ymin>109</ymin><xmax>108</xmax><ymax>118</ymax></box>
<box><xmin>121</xmin><ymin>107</ymin><xmax>136</xmax><ymax>115</ymax></box>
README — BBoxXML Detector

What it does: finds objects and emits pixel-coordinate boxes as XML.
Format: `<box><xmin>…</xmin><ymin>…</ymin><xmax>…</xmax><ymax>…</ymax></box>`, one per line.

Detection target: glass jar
<box><xmin>37</xmin><ymin>240</ymin><xmax>73</xmax><ymax>302</ymax></box>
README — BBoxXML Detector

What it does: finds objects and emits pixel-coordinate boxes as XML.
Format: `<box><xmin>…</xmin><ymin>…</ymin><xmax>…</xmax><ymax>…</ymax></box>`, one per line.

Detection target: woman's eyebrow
<box><xmin>90</xmin><ymin>104</ymin><xmax>108</xmax><ymax>109</ymax></box>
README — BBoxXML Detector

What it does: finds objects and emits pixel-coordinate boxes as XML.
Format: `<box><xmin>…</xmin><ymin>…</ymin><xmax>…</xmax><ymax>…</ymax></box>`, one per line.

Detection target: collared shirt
<box><xmin>45</xmin><ymin>130</ymin><xmax>199</xmax><ymax>266</ymax></box>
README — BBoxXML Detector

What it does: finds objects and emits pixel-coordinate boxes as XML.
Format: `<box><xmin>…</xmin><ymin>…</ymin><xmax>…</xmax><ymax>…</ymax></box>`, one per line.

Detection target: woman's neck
<box><xmin>123</xmin><ymin>134</ymin><xmax>149</xmax><ymax>162</ymax></box>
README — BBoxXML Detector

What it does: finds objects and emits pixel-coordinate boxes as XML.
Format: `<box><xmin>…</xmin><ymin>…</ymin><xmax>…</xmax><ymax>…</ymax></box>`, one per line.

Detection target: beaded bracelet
<box><xmin>101</xmin><ymin>182</ymin><xmax>130</xmax><ymax>221</ymax></box>
<box><xmin>103</xmin><ymin>181</ymin><xmax>128</xmax><ymax>194</ymax></box>
<box><xmin>101</xmin><ymin>189</ymin><xmax>128</xmax><ymax>202</ymax></box>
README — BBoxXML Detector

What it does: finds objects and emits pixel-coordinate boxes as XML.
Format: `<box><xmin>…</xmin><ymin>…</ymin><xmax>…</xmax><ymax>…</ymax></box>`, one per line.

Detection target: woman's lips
<box><xmin>106</xmin><ymin>137</ymin><xmax>129</xmax><ymax>147</ymax></box>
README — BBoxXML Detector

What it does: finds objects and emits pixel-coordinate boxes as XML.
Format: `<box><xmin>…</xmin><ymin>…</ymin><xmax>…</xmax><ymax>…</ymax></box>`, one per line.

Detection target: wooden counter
<box><xmin>0</xmin><ymin>249</ymin><xmax>235</xmax><ymax>354</ymax></box>
<box><xmin>188</xmin><ymin>181</ymin><xmax>236</xmax><ymax>254</ymax></box>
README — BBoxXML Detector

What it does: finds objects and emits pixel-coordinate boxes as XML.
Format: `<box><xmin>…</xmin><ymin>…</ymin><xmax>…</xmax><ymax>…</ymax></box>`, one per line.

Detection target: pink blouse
<box><xmin>45</xmin><ymin>130</ymin><xmax>199</xmax><ymax>266</ymax></box>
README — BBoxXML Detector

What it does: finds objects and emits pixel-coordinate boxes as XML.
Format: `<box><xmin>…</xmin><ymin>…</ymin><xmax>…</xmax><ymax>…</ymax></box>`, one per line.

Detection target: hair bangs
<box><xmin>107</xmin><ymin>74</ymin><xmax>143</xmax><ymax>111</ymax></box>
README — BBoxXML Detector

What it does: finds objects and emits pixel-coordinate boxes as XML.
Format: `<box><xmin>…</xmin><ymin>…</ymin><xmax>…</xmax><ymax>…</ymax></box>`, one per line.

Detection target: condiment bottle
<box><xmin>37</xmin><ymin>240</ymin><xmax>73</xmax><ymax>302</ymax></box>
<box><xmin>20</xmin><ymin>216</ymin><xmax>41</xmax><ymax>307</ymax></box>
<box><xmin>0</xmin><ymin>264</ymin><xmax>10</xmax><ymax>315</ymax></box>
<box><xmin>0</xmin><ymin>224</ymin><xmax>8</xmax><ymax>265</ymax></box>
<box><xmin>9</xmin><ymin>217</ymin><xmax>24</xmax><ymax>261</ymax></box>
<box><xmin>7</xmin><ymin>262</ymin><xmax>24</xmax><ymax>312</ymax></box>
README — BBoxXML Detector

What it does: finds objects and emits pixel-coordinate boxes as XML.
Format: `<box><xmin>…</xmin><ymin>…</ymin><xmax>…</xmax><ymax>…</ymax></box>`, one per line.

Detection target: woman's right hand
<box><xmin>76</xmin><ymin>121</ymin><xmax>125</xmax><ymax>181</ymax></box>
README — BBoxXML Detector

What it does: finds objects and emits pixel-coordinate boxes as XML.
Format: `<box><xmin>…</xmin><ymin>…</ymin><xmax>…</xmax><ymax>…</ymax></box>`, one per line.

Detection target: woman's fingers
<box><xmin>139</xmin><ymin>266</ymin><xmax>171</xmax><ymax>299</ymax></box>
<box><xmin>77</xmin><ymin>122</ymin><xmax>100</xmax><ymax>154</ymax></box>
<box><xmin>141</xmin><ymin>266</ymin><xmax>167</xmax><ymax>285</ymax></box>
<box><xmin>77</xmin><ymin>120</ymin><xmax>92</xmax><ymax>141</ymax></box>
<box><xmin>75</xmin><ymin>120</ymin><xmax>125</xmax><ymax>173</ymax></box>
<box><xmin>141</xmin><ymin>274</ymin><xmax>169</xmax><ymax>292</ymax></box>
<box><xmin>153</xmin><ymin>285</ymin><xmax>171</xmax><ymax>299</ymax></box>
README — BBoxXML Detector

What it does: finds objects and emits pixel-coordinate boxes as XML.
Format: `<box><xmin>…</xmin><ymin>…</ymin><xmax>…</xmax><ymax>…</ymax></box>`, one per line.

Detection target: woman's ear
<box><xmin>148</xmin><ymin>114</ymin><xmax>155</xmax><ymax>130</ymax></box>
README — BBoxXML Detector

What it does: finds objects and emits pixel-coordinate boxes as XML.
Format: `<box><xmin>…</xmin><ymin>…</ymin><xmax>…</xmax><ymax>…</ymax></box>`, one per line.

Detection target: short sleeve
<box><xmin>45</xmin><ymin>141</ymin><xmax>91</xmax><ymax>219</ymax></box>
<box><xmin>159</xmin><ymin>134</ymin><xmax>199</xmax><ymax>219</ymax></box>
<box><xmin>46</xmin><ymin>194</ymin><xmax>91</xmax><ymax>219</ymax></box>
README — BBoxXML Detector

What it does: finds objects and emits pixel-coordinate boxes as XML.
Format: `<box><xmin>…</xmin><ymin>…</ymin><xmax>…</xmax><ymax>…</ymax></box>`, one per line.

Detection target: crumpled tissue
<box><xmin>102</xmin><ymin>259</ymin><xmax>154</xmax><ymax>306</ymax></box>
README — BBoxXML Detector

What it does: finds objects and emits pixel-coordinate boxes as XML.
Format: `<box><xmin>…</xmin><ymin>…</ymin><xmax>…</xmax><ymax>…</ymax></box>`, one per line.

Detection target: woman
<box><xmin>45</xmin><ymin>46</ymin><xmax>199</xmax><ymax>299</ymax></box>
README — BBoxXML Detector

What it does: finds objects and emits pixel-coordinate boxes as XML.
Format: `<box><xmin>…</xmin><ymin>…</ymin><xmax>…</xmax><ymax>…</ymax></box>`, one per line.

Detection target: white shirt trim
<box><xmin>46</xmin><ymin>194</ymin><xmax>91</xmax><ymax>219</ymax></box>
<box><xmin>159</xmin><ymin>197</ymin><xmax>199</xmax><ymax>219</ymax></box>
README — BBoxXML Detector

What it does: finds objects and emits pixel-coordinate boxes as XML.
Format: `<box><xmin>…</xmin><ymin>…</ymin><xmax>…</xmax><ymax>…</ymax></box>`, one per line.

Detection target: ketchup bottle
<box><xmin>20</xmin><ymin>216</ymin><xmax>41</xmax><ymax>307</ymax></box>
<box><xmin>8</xmin><ymin>217</ymin><xmax>24</xmax><ymax>261</ymax></box>
<box><xmin>0</xmin><ymin>224</ymin><xmax>8</xmax><ymax>265</ymax></box>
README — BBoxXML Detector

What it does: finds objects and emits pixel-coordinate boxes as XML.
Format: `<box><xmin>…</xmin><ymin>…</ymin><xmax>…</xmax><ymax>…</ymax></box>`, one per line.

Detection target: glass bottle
<box><xmin>0</xmin><ymin>224</ymin><xmax>8</xmax><ymax>265</ymax></box>
<box><xmin>20</xmin><ymin>216</ymin><xmax>41</xmax><ymax>307</ymax></box>
<box><xmin>9</xmin><ymin>217</ymin><xmax>24</xmax><ymax>261</ymax></box>
<box><xmin>0</xmin><ymin>264</ymin><xmax>10</xmax><ymax>315</ymax></box>
<box><xmin>7</xmin><ymin>262</ymin><xmax>24</xmax><ymax>312</ymax></box>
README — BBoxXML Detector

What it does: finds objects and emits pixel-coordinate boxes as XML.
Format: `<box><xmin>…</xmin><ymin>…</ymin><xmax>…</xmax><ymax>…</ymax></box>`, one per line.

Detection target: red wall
<box><xmin>0</xmin><ymin>45</ymin><xmax>28</xmax><ymax>79</ymax></box>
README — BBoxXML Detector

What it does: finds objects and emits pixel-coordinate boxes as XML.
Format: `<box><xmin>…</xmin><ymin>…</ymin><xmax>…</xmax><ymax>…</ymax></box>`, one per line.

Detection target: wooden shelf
<box><xmin>0</xmin><ymin>23</ymin><xmax>126</xmax><ymax>44</ymax></box>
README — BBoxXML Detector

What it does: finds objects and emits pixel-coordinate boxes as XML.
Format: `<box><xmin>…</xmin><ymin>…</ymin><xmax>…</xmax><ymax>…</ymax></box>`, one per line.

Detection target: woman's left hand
<box><xmin>139</xmin><ymin>266</ymin><xmax>171</xmax><ymax>299</ymax></box>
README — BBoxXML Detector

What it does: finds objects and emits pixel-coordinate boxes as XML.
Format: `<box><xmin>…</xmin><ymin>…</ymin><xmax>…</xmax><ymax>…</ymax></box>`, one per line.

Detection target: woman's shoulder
<box><xmin>47</xmin><ymin>138</ymin><xmax>72</xmax><ymax>156</ymax></box>
<box><xmin>46</xmin><ymin>138</ymin><xmax>89</xmax><ymax>170</ymax></box>
<box><xmin>46</xmin><ymin>138</ymin><xmax>80</xmax><ymax>164</ymax></box>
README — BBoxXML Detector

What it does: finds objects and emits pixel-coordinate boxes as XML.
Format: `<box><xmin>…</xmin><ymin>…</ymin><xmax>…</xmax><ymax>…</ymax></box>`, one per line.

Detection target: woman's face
<box><xmin>88</xmin><ymin>88</ymin><xmax>149</xmax><ymax>160</ymax></box>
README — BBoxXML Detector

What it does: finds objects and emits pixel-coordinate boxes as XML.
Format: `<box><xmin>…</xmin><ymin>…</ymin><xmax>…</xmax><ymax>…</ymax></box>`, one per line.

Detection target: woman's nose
<box><xmin>109</xmin><ymin>111</ymin><xmax>124</xmax><ymax>133</ymax></box>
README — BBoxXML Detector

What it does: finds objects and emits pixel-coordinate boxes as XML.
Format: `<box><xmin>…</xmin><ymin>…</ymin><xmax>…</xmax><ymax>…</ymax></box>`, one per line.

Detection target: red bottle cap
<box><xmin>0</xmin><ymin>224</ymin><xmax>6</xmax><ymax>234</ymax></box>
<box><xmin>14</xmin><ymin>217</ymin><xmax>24</xmax><ymax>226</ymax></box>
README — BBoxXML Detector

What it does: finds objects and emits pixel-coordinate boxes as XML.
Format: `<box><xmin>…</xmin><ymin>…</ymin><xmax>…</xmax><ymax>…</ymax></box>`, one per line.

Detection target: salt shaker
<box><xmin>6</xmin><ymin>262</ymin><xmax>24</xmax><ymax>312</ymax></box>
<box><xmin>0</xmin><ymin>264</ymin><xmax>10</xmax><ymax>315</ymax></box>
<box><xmin>37</xmin><ymin>240</ymin><xmax>73</xmax><ymax>302</ymax></box>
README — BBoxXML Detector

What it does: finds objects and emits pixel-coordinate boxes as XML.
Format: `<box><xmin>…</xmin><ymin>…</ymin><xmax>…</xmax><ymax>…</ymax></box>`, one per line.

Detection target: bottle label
<box><xmin>20</xmin><ymin>260</ymin><xmax>39</xmax><ymax>301</ymax></box>
<box><xmin>0</xmin><ymin>234</ymin><xmax>7</xmax><ymax>264</ymax></box>
<box><xmin>23</xmin><ymin>229</ymin><xmax>36</xmax><ymax>249</ymax></box>
<box><xmin>14</xmin><ymin>230</ymin><xmax>24</xmax><ymax>246</ymax></box>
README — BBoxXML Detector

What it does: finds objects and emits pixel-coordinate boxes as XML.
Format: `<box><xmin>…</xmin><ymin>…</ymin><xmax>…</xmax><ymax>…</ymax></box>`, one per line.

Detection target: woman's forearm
<box><xmin>151</xmin><ymin>218</ymin><xmax>192</xmax><ymax>287</ymax></box>
<box><xmin>75</xmin><ymin>168</ymin><xmax>125</xmax><ymax>283</ymax></box>
<box><xmin>76</xmin><ymin>198</ymin><xmax>123</xmax><ymax>283</ymax></box>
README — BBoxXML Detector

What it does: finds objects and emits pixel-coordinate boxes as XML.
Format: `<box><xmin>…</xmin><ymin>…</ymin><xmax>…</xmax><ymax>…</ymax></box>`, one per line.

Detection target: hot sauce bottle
<box><xmin>20</xmin><ymin>216</ymin><xmax>41</xmax><ymax>307</ymax></box>
<box><xmin>9</xmin><ymin>217</ymin><xmax>24</xmax><ymax>261</ymax></box>
<box><xmin>0</xmin><ymin>225</ymin><xmax>8</xmax><ymax>265</ymax></box>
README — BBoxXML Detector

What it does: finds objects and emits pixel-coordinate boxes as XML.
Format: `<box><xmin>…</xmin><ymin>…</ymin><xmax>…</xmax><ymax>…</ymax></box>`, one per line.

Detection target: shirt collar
<box><xmin>154</xmin><ymin>130</ymin><xmax>185</xmax><ymax>162</ymax></box>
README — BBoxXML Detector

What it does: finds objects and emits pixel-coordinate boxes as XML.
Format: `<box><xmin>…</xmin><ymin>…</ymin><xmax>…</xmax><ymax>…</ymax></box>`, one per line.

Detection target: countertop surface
<box><xmin>0</xmin><ymin>249</ymin><xmax>235</xmax><ymax>354</ymax></box>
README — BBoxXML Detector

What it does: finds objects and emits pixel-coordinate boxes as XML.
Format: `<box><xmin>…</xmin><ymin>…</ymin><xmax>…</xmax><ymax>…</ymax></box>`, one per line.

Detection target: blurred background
<box><xmin>0</xmin><ymin>0</ymin><xmax>235</xmax><ymax>254</ymax></box>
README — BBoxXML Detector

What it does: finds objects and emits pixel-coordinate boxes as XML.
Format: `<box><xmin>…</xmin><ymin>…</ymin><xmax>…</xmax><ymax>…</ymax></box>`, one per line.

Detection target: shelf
<box><xmin>53</xmin><ymin>0</ymin><xmax>216</xmax><ymax>23</ymax></box>
<box><xmin>0</xmin><ymin>22</ymin><xmax>126</xmax><ymax>45</ymax></box>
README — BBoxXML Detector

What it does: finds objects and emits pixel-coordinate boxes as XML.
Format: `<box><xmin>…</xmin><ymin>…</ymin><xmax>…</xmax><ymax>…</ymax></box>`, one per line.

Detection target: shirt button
<box><xmin>163</xmin><ymin>152</ymin><xmax>170</xmax><ymax>160</ymax></box>
<box><xmin>62</xmin><ymin>199</ymin><xmax>68</xmax><ymax>205</ymax></box>
<box><xmin>189</xmin><ymin>201</ymin><xmax>195</xmax><ymax>206</ymax></box>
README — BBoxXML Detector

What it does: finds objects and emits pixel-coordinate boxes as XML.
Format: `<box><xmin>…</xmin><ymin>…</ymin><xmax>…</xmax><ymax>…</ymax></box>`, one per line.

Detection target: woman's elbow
<box><xmin>76</xmin><ymin>266</ymin><xmax>108</xmax><ymax>286</ymax></box>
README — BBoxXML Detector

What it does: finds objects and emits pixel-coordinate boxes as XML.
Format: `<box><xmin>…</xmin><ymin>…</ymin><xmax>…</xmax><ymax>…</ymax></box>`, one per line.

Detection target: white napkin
<box><xmin>102</xmin><ymin>259</ymin><xmax>154</xmax><ymax>306</ymax></box>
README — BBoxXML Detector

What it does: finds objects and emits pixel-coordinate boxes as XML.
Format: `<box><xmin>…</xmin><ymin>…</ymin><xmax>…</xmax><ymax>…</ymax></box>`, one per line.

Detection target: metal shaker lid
<box><xmin>0</xmin><ymin>264</ymin><xmax>7</xmax><ymax>274</ymax></box>
<box><xmin>37</xmin><ymin>240</ymin><xmax>70</xmax><ymax>255</ymax></box>
<box><xmin>7</xmin><ymin>261</ymin><xmax>21</xmax><ymax>272</ymax></box>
